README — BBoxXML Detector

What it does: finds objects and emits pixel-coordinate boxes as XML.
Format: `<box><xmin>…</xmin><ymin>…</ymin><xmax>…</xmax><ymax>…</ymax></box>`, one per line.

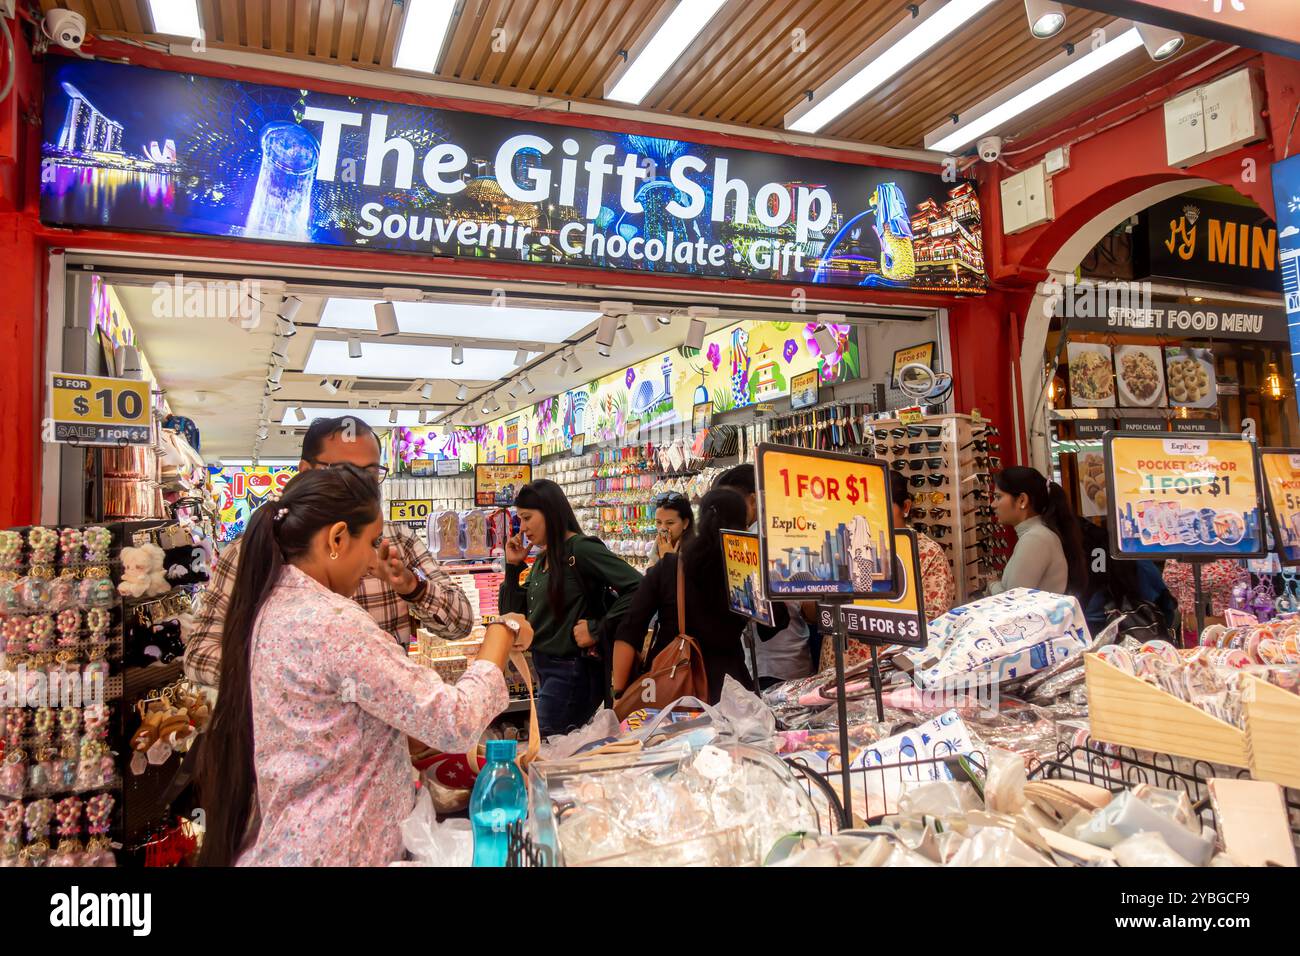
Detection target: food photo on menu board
<box><xmin>1164</xmin><ymin>346</ymin><xmax>1217</xmax><ymax>409</ymax></box>
<box><xmin>1076</xmin><ymin>446</ymin><xmax>1108</xmax><ymax>517</ymax></box>
<box><xmin>756</xmin><ymin>444</ymin><xmax>896</xmax><ymax>598</ymax></box>
<box><xmin>1259</xmin><ymin>449</ymin><xmax>1300</xmax><ymax>564</ymax></box>
<box><xmin>721</xmin><ymin>530</ymin><xmax>775</xmax><ymax>626</ymax></box>
<box><xmin>1066</xmin><ymin>342</ymin><xmax>1116</xmax><ymax>408</ymax></box>
<box><xmin>1114</xmin><ymin>344</ymin><xmax>1167</xmax><ymax>408</ymax></box>
<box><xmin>1104</xmin><ymin>433</ymin><xmax>1265</xmax><ymax>558</ymax></box>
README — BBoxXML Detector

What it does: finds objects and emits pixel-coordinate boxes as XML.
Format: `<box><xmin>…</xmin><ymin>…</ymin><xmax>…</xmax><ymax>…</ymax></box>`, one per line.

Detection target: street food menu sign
<box><xmin>755</xmin><ymin>444</ymin><xmax>896</xmax><ymax>599</ymax></box>
<box><xmin>1259</xmin><ymin>448</ymin><xmax>1300</xmax><ymax>565</ymax></box>
<box><xmin>721</xmin><ymin>530</ymin><xmax>774</xmax><ymax>626</ymax></box>
<box><xmin>1104</xmin><ymin>432</ymin><xmax>1265</xmax><ymax>559</ymax></box>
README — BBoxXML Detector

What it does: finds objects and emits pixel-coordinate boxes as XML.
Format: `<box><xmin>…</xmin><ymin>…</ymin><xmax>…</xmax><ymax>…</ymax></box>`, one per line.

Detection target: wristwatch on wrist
<box><xmin>496</xmin><ymin>616</ymin><xmax>530</xmax><ymax>650</ymax></box>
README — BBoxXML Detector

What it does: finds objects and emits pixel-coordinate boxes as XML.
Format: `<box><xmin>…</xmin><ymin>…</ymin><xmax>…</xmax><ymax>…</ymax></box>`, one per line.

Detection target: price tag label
<box><xmin>389</xmin><ymin>499</ymin><xmax>432</xmax><ymax>522</ymax></box>
<box><xmin>898</xmin><ymin>406</ymin><xmax>924</xmax><ymax>426</ymax></box>
<box><xmin>48</xmin><ymin>373</ymin><xmax>151</xmax><ymax>446</ymax></box>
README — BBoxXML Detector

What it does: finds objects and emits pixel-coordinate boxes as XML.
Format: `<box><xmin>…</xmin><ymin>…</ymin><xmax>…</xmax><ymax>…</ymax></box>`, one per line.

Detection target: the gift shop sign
<box><xmin>1104</xmin><ymin>432</ymin><xmax>1266</xmax><ymax>559</ymax></box>
<box><xmin>40</xmin><ymin>60</ymin><xmax>985</xmax><ymax>294</ymax></box>
<box><xmin>48</xmin><ymin>373</ymin><xmax>151</xmax><ymax>446</ymax></box>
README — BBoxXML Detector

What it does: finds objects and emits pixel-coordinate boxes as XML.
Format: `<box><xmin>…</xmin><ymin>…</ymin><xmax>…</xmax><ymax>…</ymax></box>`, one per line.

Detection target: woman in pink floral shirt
<box><xmin>196</xmin><ymin>465</ymin><xmax>529</xmax><ymax>867</ymax></box>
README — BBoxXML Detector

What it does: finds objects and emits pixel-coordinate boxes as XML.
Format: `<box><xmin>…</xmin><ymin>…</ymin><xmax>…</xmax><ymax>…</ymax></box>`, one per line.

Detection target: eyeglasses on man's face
<box><xmin>308</xmin><ymin>459</ymin><xmax>389</xmax><ymax>483</ymax></box>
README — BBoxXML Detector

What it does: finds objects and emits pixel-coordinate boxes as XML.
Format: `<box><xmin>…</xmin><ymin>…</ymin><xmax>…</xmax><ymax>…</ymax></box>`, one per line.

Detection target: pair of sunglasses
<box><xmin>909</xmin><ymin>474</ymin><xmax>947</xmax><ymax>488</ymax></box>
<box><xmin>911</xmin><ymin>507</ymin><xmax>951</xmax><ymax>519</ymax></box>
<box><xmin>910</xmin><ymin>441</ymin><xmax>943</xmax><ymax>454</ymax></box>
<box><xmin>925</xmin><ymin>491</ymin><xmax>950</xmax><ymax>504</ymax></box>
<box><xmin>968</xmin><ymin>488</ymin><xmax>990</xmax><ymax>501</ymax></box>
<box><xmin>908</xmin><ymin>425</ymin><xmax>942</xmax><ymax>438</ymax></box>
<box><xmin>653</xmin><ymin>491</ymin><xmax>688</xmax><ymax>505</ymax></box>
<box><xmin>977</xmin><ymin>554</ymin><xmax>1007</xmax><ymax>570</ymax></box>
<box><xmin>973</xmin><ymin>455</ymin><xmax>1002</xmax><ymax>470</ymax></box>
<box><xmin>894</xmin><ymin>458</ymin><xmax>943</xmax><ymax>472</ymax></box>
<box><xmin>914</xmin><ymin>523</ymin><xmax>950</xmax><ymax>538</ymax></box>
<box><xmin>971</xmin><ymin>504</ymin><xmax>995</xmax><ymax>517</ymax></box>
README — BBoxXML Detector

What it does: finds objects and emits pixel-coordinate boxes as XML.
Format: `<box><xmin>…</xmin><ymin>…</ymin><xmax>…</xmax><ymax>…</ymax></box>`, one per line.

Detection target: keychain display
<box><xmin>58</xmin><ymin>529</ymin><xmax>83</xmax><ymax>569</ymax></box>
<box><xmin>0</xmin><ymin>531</ymin><xmax>22</xmax><ymax>571</ymax></box>
<box><xmin>82</xmin><ymin>527</ymin><xmax>111</xmax><ymax>565</ymax></box>
<box><xmin>48</xmin><ymin>795</ymin><xmax>84</xmax><ymax>867</ymax></box>
<box><xmin>27</xmin><ymin>614</ymin><xmax>53</xmax><ymax>653</ymax></box>
<box><xmin>55</xmin><ymin>609</ymin><xmax>80</xmax><ymax>647</ymax></box>
<box><xmin>26</xmin><ymin>528</ymin><xmax>57</xmax><ymax>567</ymax></box>
<box><xmin>3</xmin><ymin>616</ymin><xmax>28</xmax><ymax>656</ymax></box>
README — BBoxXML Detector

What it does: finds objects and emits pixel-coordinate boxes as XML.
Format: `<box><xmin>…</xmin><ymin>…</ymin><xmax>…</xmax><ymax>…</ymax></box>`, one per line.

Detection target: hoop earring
<box><xmin>329</xmin><ymin>552</ymin><xmax>339</xmax><ymax>561</ymax></box>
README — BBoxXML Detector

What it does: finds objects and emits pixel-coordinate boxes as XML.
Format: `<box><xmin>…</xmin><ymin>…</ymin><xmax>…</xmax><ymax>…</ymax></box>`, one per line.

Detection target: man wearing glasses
<box><xmin>184</xmin><ymin>416</ymin><xmax>474</xmax><ymax>688</ymax></box>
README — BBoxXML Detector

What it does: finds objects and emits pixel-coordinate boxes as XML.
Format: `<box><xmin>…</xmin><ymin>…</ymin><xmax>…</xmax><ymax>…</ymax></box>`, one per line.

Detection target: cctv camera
<box><xmin>977</xmin><ymin>135</ymin><xmax>1002</xmax><ymax>163</ymax></box>
<box><xmin>44</xmin><ymin>10</ymin><xmax>88</xmax><ymax>50</ymax></box>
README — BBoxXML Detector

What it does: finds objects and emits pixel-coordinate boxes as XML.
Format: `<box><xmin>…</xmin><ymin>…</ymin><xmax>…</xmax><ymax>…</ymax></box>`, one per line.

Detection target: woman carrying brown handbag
<box><xmin>612</xmin><ymin>487</ymin><xmax>788</xmax><ymax>706</ymax></box>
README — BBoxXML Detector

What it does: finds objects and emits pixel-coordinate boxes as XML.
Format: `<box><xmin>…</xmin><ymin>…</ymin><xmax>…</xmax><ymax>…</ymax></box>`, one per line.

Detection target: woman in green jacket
<box><xmin>500</xmin><ymin>479</ymin><xmax>642</xmax><ymax>736</ymax></box>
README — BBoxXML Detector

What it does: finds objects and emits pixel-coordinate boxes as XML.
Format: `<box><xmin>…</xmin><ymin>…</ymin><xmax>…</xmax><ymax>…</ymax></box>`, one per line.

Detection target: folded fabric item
<box><xmin>903</xmin><ymin>589</ymin><xmax>1091</xmax><ymax>690</ymax></box>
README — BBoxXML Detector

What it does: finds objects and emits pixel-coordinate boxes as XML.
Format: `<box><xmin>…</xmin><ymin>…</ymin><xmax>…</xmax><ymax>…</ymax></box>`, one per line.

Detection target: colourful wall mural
<box><xmin>481</xmin><ymin>319</ymin><xmax>859</xmax><ymax>461</ymax></box>
<box><xmin>208</xmin><ymin>466</ymin><xmax>297</xmax><ymax>543</ymax></box>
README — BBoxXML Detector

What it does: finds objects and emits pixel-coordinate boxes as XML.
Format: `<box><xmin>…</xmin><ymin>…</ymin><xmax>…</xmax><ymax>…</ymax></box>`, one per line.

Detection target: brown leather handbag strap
<box><xmin>676</xmin><ymin>556</ymin><xmax>687</xmax><ymax>636</ymax></box>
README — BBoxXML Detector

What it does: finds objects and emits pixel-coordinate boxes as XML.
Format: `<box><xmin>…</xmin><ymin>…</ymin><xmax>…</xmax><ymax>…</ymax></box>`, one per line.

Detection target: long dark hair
<box><xmin>513</xmin><ymin>479</ymin><xmax>582</xmax><ymax>620</ymax></box>
<box><xmin>655</xmin><ymin>493</ymin><xmax>695</xmax><ymax>545</ymax></box>
<box><xmin>196</xmin><ymin>465</ymin><xmax>381</xmax><ymax>866</ymax></box>
<box><xmin>681</xmin><ymin>487</ymin><xmax>749</xmax><ymax>600</ymax></box>
<box><xmin>994</xmin><ymin>466</ymin><xmax>1087</xmax><ymax>597</ymax></box>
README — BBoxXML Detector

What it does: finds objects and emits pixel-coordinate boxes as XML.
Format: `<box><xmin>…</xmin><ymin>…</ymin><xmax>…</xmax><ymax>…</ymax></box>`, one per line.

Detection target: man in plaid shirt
<box><xmin>184</xmin><ymin>417</ymin><xmax>474</xmax><ymax>688</ymax></box>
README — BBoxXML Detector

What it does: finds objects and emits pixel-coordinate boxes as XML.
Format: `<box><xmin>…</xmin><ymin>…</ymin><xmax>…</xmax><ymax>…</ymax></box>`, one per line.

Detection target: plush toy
<box><xmin>117</xmin><ymin>544</ymin><xmax>170</xmax><ymax>598</ymax></box>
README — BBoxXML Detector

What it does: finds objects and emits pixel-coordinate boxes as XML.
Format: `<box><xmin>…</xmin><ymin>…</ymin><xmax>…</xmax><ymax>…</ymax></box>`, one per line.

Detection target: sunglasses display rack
<box><xmin>864</xmin><ymin>413</ymin><xmax>1008</xmax><ymax>605</ymax></box>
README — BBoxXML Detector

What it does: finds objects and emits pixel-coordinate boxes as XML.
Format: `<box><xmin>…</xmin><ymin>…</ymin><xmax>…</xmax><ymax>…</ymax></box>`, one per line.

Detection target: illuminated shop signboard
<box><xmin>40</xmin><ymin>60</ymin><xmax>985</xmax><ymax>294</ymax></box>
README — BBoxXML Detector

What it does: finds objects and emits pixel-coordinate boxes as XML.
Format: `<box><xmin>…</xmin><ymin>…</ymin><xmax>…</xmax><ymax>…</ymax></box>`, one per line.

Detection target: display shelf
<box><xmin>1244</xmin><ymin>675</ymin><xmax>1300</xmax><ymax>789</ymax></box>
<box><xmin>1083</xmin><ymin>653</ymin><xmax>1251</xmax><ymax>768</ymax></box>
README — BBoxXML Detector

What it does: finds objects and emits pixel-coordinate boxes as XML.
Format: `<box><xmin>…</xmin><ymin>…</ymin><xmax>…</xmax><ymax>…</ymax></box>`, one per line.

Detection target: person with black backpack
<box><xmin>500</xmin><ymin>479</ymin><xmax>642</xmax><ymax>736</ymax></box>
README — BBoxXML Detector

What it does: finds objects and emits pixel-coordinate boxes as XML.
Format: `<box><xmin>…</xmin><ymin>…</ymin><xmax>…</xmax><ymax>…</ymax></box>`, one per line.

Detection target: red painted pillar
<box><xmin>0</xmin><ymin>211</ymin><xmax>44</xmax><ymax>528</ymax></box>
<box><xmin>0</xmin><ymin>17</ymin><xmax>46</xmax><ymax>527</ymax></box>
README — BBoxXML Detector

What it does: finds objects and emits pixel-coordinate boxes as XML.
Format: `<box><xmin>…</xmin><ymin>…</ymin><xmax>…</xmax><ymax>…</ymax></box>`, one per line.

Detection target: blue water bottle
<box><xmin>470</xmin><ymin>739</ymin><xmax>527</xmax><ymax>867</ymax></box>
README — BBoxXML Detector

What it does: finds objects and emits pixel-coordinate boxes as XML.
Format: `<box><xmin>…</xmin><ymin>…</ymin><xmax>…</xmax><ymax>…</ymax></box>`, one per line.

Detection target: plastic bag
<box><xmin>1112</xmin><ymin>830</ymin><xmax>1196</xmax><ymax>867</ymax></box>
<box><xmin>712</xmin><ymin>676</ymin><xmax>777</xmax><ymax>745</ymax></box>
<box><xmin>896</xmin><ymin>779</ymin><xmax>983</xmax><ymax>819</ymax></box>
<box><xmin>984</xmin><ymin>747</ymin><xmax>1028</xmax><ymax>814</ymax></box>
<box><xmin>399</xmin><ymin>788</ymin><xmax>473</xmax><ymax>866</ymax></box>
<box><xmin>944</xmin><ymin>826</ymin><xmax>1054</xmax><ymax>867</ymax></box>
<box><xmin>537</xmin><ymin>707</ymin><xmax>623</xmax><ymax>761</ymax></box>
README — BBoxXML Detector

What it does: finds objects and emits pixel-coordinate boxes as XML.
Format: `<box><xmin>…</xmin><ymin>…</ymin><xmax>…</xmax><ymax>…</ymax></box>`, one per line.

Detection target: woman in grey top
<box><xmin>987</xmin><ymin>466</ymin><xmax>1086</xmax><ymax>599</ymax></box>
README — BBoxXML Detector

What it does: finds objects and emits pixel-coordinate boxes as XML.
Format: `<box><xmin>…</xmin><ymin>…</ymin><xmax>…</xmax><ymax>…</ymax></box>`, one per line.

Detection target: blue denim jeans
<box><xmin>531</xmin><ymin>652</ymin><xmax>604</xmax><ymax>737</ymax></box>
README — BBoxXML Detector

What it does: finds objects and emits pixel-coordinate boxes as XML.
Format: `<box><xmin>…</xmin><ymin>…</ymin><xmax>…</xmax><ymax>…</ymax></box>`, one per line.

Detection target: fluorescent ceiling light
<box><xmin>318</xmin><ymin>299</ymin><xmax>597</xmax><ymax>344</ymax></box>
<box><xmin>929</xmin><ymin>27</ymin><xmax>1144</xmax><ymax>153</ymax></box>
<box><xmin>149</xmin><ymin>0</ymin><xmax>203</xmax><ymax>38</ymax></box>
<box><xmin>279</xmin><ymin>406</ymin><xmax>436</xmax><ymax>428</ymax></box>
<box><xmin>786</xmin><ymin>0</ymin><xmax>998</xmax><ymax>133</ymax></box>
<box><xmin>305</xmin><ymin>339</ymin><xmax>515</xmax><ymax>380</ymax></box>
<box><xmin>1024</xmin><ymin>0</ymin><xmax>1065</xmax><ymax>39</ymax></box>
<box><xmin>606</xmin><ymin>0</ymin><xmax>729</xmax><ymax>104</ymax></box>
<box><xmin>393</xmin><ymin>0</ymin><xmax>457</xmax><ymax>74</ymax></box>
